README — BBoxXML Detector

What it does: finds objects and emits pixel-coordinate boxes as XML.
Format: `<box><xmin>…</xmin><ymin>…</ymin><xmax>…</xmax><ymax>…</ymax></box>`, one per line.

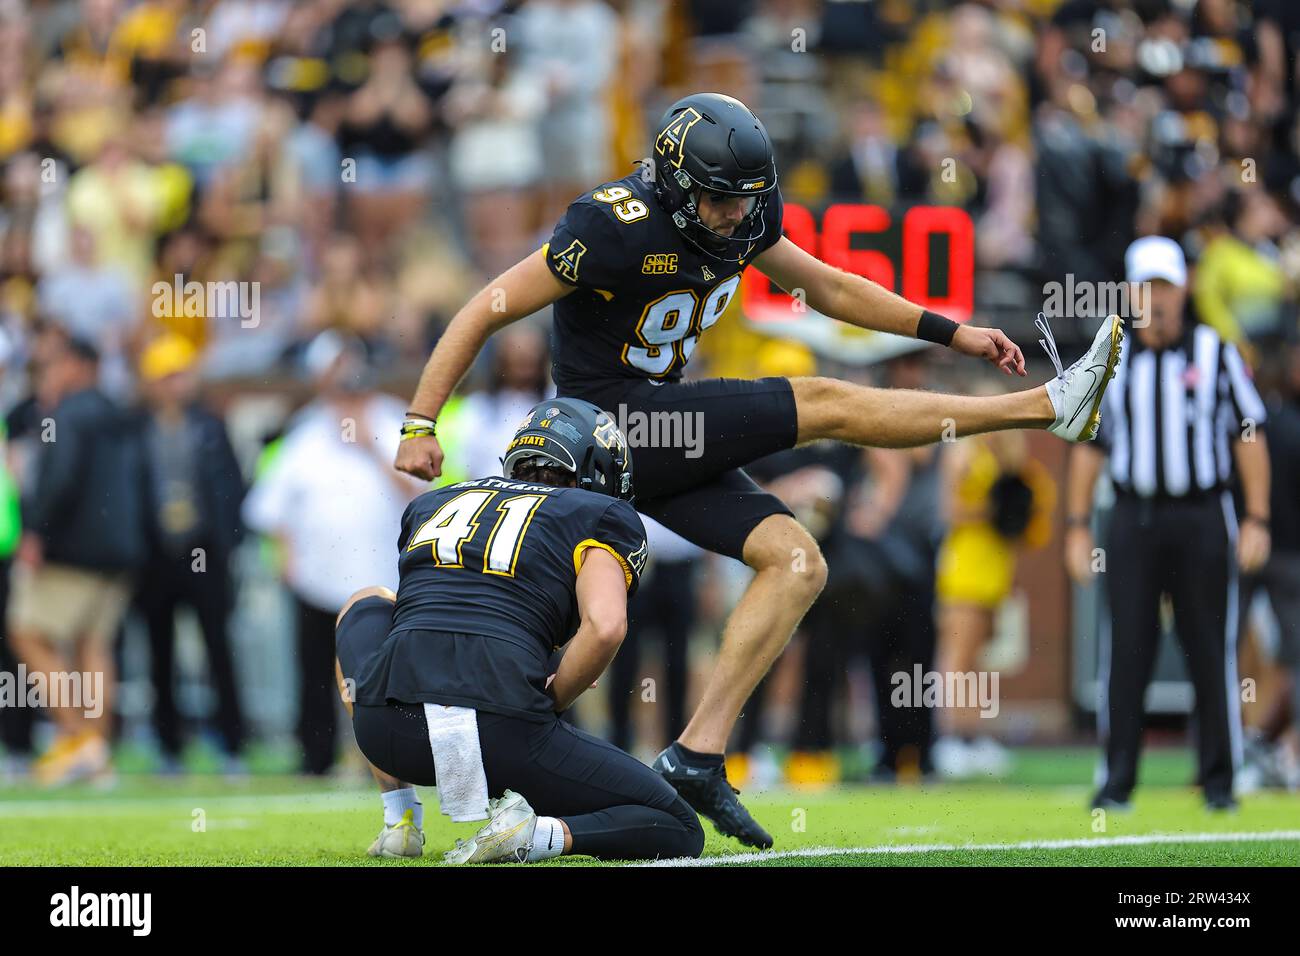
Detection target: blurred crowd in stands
<box><xmin>0</xmin><ymin>0</ymin><xmax>1297</xmax><ymax>788</ymax></box>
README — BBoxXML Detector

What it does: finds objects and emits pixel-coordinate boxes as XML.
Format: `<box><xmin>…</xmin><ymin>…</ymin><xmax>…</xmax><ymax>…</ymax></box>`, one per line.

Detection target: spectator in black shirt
<box><xmin>134</xmin><ymin>335</ymin><xmax>247</xmax><ymax>772</ymax></box>
<box><xmin>8</xmin><ymin>333</ymin><xmax>146</xmax><ymax>786</ymax></box>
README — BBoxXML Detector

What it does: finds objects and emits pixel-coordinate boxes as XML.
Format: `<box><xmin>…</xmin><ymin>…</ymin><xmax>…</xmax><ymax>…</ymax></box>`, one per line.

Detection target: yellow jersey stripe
<box><xmin>572</xmin><ymin>539</ymin><xmax>634</xmax><ymax>589</ymax></box>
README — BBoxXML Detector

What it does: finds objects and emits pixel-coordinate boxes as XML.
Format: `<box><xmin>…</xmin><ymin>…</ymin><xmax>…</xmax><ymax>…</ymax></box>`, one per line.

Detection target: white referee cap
<box><xmin>1125</xmin><ymin>235</ymin><xmax>1187</xmax><ymax>287</ymax></box>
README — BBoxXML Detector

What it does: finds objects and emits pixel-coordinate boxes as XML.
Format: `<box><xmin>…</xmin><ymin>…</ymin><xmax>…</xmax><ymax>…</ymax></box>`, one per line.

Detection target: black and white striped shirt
<box><xmin>1097</xmin><ymin>323</ymin><xmax>1266</xmax><ymax>497</ymax></box>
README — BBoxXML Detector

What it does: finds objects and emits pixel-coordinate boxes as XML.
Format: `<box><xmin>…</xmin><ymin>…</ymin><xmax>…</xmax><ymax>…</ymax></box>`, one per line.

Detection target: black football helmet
<box><xmin>502</xmin><ymin>398</ymin><xmax>634</xmax><ymax>500</ymax></box>
<box><xmin>651</xmin><ymin>92</ymin><xmax>778</xmax><ymax>263</ymax></box>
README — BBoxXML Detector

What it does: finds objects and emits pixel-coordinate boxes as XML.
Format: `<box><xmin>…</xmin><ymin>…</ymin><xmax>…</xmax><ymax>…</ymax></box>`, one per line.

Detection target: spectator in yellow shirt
<box><xmin>1195</xmin><ymin>189</ymin><xmax>1290</xmax><ymax>349</ymax></box>
<box><xmin>933</xmin><ymin>428</ymin><xmax>1055</xmax><ymax>778</ymax></box>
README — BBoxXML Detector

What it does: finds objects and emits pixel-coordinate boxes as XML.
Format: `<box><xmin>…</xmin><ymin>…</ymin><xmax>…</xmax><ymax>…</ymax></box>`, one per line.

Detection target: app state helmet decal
<box><xmin>655</xmin><ymin>107</ymin><xmax>703</xmax><ymax>170</ymax></box>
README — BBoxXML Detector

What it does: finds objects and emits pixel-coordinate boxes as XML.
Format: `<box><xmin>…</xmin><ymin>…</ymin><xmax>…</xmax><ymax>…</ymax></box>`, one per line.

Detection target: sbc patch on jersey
<box><xmin>642</xmin><ymin>253</ymin><xmax>678</xmax><ymax>274</ymax></box>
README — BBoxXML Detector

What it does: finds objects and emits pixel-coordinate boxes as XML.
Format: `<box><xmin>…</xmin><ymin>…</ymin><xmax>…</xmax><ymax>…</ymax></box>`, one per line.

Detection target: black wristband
<box><xmin>916</xmin><ymin>310</ymin><xmax>959</xmax><ymax>346</ymax></box>
<box><xmin>1244</xmin><ymin>514</ymin><xmax>1270</xmax><ymax>529</ymax></box>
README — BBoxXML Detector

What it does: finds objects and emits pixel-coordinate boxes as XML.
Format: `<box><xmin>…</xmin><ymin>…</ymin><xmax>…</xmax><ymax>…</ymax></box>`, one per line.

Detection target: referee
<box><xmin>1065</xmin><ymin>236</ymin><xmax>1272</xmax><ymax>812</ymax></box>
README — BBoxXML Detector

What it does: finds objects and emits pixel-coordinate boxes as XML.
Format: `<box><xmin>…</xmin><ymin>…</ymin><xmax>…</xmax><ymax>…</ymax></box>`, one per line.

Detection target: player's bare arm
<box><xmin>752</xmin><ymin>234</ymin><xmax>1026</xmax><ymax>376</ymax></box>
<box><xmin>395</xmin><ymin>248</ymin><xmax>575</xmax><ymax>480</ymax></box>
<box><xmin>547</xmin><ymin>547</ymin><xmax>629</xmax><ymax>711</ymax></box>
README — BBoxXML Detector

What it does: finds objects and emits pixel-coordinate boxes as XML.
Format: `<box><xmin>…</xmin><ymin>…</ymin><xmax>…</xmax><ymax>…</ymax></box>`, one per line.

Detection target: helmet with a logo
<box><xmin>651</xmin><ymin>92</ymin><xmax>778</xmax><ymax>262</ymax></box>
<box><xmin>502</xmin><ymin>398</ymin><xmax>633</xmax><ymax>500</ymax></box>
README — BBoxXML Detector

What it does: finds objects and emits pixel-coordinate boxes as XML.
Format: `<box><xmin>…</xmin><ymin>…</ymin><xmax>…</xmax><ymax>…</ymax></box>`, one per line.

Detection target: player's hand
<box><xmin>951</xmin><ymin>324</ymin><xmax>1026</xmax><ymax>376</ymax></box>
<box><xmin>1064</xmin><ymin>526</ymin><xmax>1095</xmax><ymax>584</ymax></box>
<box><xmin>395</xmin><ymin>433</ymin><xmax>444</xmax><ymax>481</ymax></box>
<box><xmin>1237</xmin><ymin>520</ymin><xmax>1270</xmax><ymax>574</ymax></box>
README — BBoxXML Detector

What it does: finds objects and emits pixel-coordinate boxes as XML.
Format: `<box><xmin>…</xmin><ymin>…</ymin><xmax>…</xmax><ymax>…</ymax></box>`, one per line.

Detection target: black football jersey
<box><xmin>543</xmin><ymin>171</ymin><xmax>785</xmax><ymax>392</ymax></box>
<box><xmin>353</xmin><ymin>477</ymin><xmax>648</xmax><ymax>721</ymax></box>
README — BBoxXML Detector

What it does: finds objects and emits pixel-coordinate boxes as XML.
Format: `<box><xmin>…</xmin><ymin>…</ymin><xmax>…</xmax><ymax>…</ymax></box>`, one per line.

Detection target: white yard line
<box><xmin>636</xmin><ymin>830</ymin><xmax>1300</xmax><ymax>866</ymax></box>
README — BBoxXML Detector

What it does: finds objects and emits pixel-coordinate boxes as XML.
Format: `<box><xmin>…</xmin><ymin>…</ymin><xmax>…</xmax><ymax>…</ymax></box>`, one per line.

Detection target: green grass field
<box><xmin>1</xmin><ymin>748</ymin><xmax>1296</xmax><ymax>866</ymax></box>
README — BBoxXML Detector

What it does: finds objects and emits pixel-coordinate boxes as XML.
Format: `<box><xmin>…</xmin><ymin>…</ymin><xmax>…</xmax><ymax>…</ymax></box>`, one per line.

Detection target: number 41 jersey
<box><xmin>354</xmin><ymin>477</ymin><xmax>648</xmax><ymax>721</ymax></box>
<box><xmin>543</xmin><ymin>169</ymin><xmax>785</xmax><ymax>392</ymax></box>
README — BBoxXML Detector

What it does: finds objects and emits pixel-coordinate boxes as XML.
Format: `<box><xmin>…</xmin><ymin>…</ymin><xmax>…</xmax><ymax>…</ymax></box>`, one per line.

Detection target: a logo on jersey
<box><xmin>656</xmin><ymin>108</ymin><xmax>703</xmax><ymax>170</ymax></box>
<box><xmin>628</xmin><ymin>538</ymin><xmax>648</xmax><ymax>574</ymax></box>
<box><xmin>701</xmin><ymin>265</ymin><xmax>716</xmax><ymax>281</ymax></box>
<box><xmin>551</xmin><ymin>239</ymin><xmax>586</xmax><ymax>282</ymax></box>
<box><xmin>642</xmin><ymin>253</ymin><xmax>678</xmax><ymax>275</ymax></box>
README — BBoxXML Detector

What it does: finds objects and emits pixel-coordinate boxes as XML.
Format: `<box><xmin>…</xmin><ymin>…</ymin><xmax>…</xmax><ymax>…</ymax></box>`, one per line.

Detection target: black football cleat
<box><xmin>653</xmin><ymin>745</ymin><xmax>773</xmax><ymax>850</ymax></box>
<box><xmin>1205</xmin><ymin>792</ymin><xmax>1239</xmax><ymax>813</ymax></box>
<box><xmin>1089</xmin><ymin>792</ymin><xmax>1133</xmax><ymax>812</ymax></box>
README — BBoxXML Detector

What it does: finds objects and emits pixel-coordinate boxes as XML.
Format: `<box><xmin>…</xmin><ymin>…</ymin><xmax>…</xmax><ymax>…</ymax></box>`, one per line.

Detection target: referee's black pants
<box><xmin>1098</xmin><ymin>494</ymin><xmax>1240</xmax><ymax>803</ymax></box>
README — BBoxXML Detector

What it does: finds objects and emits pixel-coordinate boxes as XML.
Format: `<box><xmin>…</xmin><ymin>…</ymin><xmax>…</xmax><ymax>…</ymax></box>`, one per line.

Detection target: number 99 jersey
<box><xmin>361</xmin><ymin>476</ymin><xmax>648</xmax><ymax>721</ymax></box>
<box><xmin>543</xmin><ymin>171</ymin><xmax>785</xmax><ymax>393</ymax></box>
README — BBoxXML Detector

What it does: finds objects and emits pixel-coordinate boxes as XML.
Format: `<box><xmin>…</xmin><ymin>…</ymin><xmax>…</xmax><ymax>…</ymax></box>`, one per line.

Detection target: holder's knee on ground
<box><xmin>335</xmin><ymin>585</ymin><xmax>396</xmax><ymax>629</ymax></box>
<box><xmin>333</xmin><ymin>586</ymin><xmax>396</xmax><ymax>714</ymax></box>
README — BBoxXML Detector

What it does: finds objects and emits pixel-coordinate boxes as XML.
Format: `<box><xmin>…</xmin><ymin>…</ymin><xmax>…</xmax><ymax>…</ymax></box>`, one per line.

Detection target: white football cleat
<box><xmin>1040</xmin><ymin>313</ymin><xmax>1124</xmax><ymax>442</ymax></box>
<box><xmin>443</xmin><ymin>790</ymin><xmax>537</xmax><ymax>865</ymax></box>
<box><xmin>368</xmin><ymin>808</ymin><xmax>425</xmax><ymax>859</ymax></box>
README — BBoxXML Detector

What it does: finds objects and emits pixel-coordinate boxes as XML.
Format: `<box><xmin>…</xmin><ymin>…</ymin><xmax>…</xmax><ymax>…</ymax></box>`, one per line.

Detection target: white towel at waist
<box><xmin>423</xmin><ymin>704</ymin><xmax>490</xmax><ymax>822</ymax></box>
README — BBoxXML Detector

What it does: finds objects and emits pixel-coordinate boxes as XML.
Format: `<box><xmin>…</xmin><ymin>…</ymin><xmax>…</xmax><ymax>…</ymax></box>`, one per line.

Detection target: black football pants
<box><xmin>338</xmin><ymin>595</ymin><xmax>703</xmax><ymax>861</ymax></box>
<box><xmin>1097</xmin><ymin>494</ymin><xmax>1241</xmax><ymax>802</ymax></box>
<box><xmin>352</xmin><ymin>703</ymin><xmax>704</xmax><ymax>861</ymax></box>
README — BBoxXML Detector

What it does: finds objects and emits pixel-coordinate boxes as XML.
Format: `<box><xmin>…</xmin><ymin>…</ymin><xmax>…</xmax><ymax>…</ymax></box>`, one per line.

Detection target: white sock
<box><xmin>382</xmin><ymin>787</ymin><xmax>423</xmax><ymax>828</ymax></box>
<box><xmin>526</xmin><ymin>816</ymin><xmax>565</xmax><ymax>862</ymax></box>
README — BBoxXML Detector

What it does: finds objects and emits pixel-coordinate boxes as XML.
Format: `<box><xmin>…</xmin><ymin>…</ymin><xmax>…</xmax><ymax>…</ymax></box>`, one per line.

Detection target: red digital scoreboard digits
<box><xmin>742</xmin><ymin>204</ymin><xmax>975</xmax><ymax>323</ymax></box>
